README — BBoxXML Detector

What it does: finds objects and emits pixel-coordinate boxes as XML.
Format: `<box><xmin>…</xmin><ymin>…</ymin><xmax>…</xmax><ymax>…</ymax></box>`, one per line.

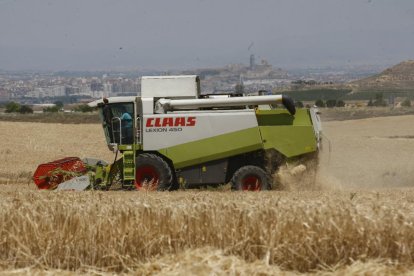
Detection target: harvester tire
<box><xmin>135</xmin><ymin>153</ymin><xmax>174</xmax><ymax>191</ymax></box>
<box><xmin>231</xmin><ymin>165</ymin><xmax>271</xmax><ymax>191</ymax></box>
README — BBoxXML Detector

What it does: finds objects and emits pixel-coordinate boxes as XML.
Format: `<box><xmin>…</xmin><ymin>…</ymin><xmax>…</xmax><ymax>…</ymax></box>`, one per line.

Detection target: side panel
<box><xmin>177</xmin><ymin>159</ymin><xmax>228</xmax><ymax>186</ymax></box>
<box><xmin>159</xmin><ymin>127</ymin><xmax>263</xmax><ymax>169</ymax></box>
<box><xmin>141</xmin><ymin>75</ymin><xmax>200</xmax><ymax>98</ymax></box>
<box><xmin>143</xmin><ymin>111</ymin><xmax>258</xmax><ymax>150</ymax></box>
<box><xmin>256</xmin><ymin>109</ymin><xmax>318</xmax><ymax>158</ymax></box>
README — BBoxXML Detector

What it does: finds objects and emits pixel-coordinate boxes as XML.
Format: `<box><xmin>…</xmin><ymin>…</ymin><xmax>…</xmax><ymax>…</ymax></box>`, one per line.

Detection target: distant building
<box><xmin>250</xmin><ymin>54</ymin><xmax>255</xmax><ymax>70</ymax></box>
<box><xmin>27</xmin><ymin>86</ymin><xmax>65</xmax><ymax>98</ymax></box>
<box><xmin>0</xmin><ymin>89</ymin><xmax>9</xmax><ymax>102</ymax></box>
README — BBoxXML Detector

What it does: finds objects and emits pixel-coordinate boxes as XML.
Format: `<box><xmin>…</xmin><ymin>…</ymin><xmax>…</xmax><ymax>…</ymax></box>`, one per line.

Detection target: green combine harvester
<box><xmin>33</xmin><ymin>75</ymin><xmax>322</xmax><ymax>191</ymax></box>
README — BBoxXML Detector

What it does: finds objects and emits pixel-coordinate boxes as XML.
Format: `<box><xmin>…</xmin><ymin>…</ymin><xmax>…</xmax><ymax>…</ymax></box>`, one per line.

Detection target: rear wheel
<box><xmin>231</xmin><ymin>165</ymin><xmax>271</xmax><ymax>191</ymax></box>
<box><xmin>135</xmin><ymin>153</ymin><xmax>174</xmax><ymax>191</ymax></box>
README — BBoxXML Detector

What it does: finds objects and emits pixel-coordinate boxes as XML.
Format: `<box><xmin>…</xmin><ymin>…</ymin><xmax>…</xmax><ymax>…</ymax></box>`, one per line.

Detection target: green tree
<box><xmin>315</xmin><ymin>99</ymin><xmax>325</xmax><ymax>107</ymax></box>
<box><xmin>336</xmin><ymin>100</ymin><xmax>345</xmax><ymax>107</ymax></box>
<box><xmin>5</xmin><ymin>102</ymin><xmax>21</xmax><ymax>113</ymax></box>
<box><xmin>295</xmin><ymin>101</ymin><xmax>304</xmax><ymax>108</ymax></box>
<box><xmin>326</xmin><ymin>99</ymin><xmax>337</xmax><ymax>108</ymax></box>
<box><xmin>367</xmin><ymin>99</ymin><xmax>374</xmax><ymax>107</ymax></box>
<box><xmin>43</xmin><ymin>106</ymin><xmax>59</xmax><ymax>113</ymax></box>
<box><xmin>19</xmin><ymin>105</ymin><xmax>33</xmax><ymax>114</ymax></box>
<box><xmin>54</xmin><ymin>101</ymin><xmax>64</xmax><ymax>109</ymax></box>
<box><xmin>401</xmin><ymin>98</ymin><xmax>411</xmax><ymax>107</ymax></box>
<box><xmin>235</xmin><ymin>83</ymin><xmax>244</xmax><ymax>94</ymax></box>
<box><xmin>74</xmin><ymin>104</ymin><xmax>94</xmax><ymax>113</ymax></box>
<box><xmin>373</xmin><ymin>93</ymin><xmax>387</xmax><ymax>107</ymax></box>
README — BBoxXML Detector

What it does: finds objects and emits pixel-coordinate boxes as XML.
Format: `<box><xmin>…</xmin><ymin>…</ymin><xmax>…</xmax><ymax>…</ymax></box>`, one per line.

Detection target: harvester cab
<box><xmin>33</xmin><ymin>75</ymin><xmax>322</xmax><ymax>191</ymax></box>
<box><xmin>98</xmin><ymin>99</ymin><xmax>137</xmax><ymax>150</ymax></box>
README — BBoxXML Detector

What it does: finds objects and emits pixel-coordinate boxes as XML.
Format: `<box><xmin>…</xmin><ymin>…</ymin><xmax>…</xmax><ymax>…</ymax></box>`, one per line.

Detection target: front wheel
<box><xmin>231</xmin><ymin>165</ymin><xmax>272</xmax><ymax>191</ymax></box>
<box><xmin>135</xmin><ymin>153</ymin><xmax>174</xmax><ymax>191</ymax></box>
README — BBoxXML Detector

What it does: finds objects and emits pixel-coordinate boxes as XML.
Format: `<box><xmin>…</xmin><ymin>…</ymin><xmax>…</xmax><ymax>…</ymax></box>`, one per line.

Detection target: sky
<box><xmin>0</xmin><ymin>0</ymin><xmax>413</xmax><ymax>71</ymax></box>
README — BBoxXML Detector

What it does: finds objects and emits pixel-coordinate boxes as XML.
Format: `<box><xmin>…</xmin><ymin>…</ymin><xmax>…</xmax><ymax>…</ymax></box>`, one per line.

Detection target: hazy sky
<box><xmin>0</xmin><ymin>0</ymin><xmax>413</xmax><ymax>71</ymax></box>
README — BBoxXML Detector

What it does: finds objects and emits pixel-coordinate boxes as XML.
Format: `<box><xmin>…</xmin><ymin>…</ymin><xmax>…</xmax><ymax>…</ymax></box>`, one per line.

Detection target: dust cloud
<box><xmin>276</xmin><ymin>115</ymin><xmax>414</xmax><ymax>190</ymax></box>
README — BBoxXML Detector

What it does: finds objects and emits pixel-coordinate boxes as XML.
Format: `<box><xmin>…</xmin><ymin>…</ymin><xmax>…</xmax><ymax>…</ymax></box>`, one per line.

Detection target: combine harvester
<box><xmin>33</xmin><ymin>75</ymin><xmax>322</xmax><ymax>191</ymax></box>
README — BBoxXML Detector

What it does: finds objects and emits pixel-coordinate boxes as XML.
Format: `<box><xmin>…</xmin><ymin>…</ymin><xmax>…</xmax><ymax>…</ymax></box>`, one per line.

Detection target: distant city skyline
<box><xmin>0</xmin><ymin>0</ymin><xmax>413</xmax><ymax>71</ymax></box>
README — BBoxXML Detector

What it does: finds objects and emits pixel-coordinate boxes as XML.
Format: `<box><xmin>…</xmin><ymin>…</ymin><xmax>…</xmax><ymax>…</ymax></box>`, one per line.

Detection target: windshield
<box><xmin>99</xmin><ymin>102</ymin><xmax>134</xmax><ymax>145</ymax></box>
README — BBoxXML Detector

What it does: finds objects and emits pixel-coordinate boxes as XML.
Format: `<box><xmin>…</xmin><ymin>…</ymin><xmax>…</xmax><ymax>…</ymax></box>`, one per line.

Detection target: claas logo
<box><xmin>146</xmin><ymin>117</ymin><xmax>196</xmax><ymax>127</ymax></box>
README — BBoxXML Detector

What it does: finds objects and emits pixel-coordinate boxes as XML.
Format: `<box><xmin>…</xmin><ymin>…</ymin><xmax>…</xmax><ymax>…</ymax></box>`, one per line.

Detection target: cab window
<box><xmin>99</xmin><ymin>102</ymin><xmax>134</xmax><ymax>145</ymax></box>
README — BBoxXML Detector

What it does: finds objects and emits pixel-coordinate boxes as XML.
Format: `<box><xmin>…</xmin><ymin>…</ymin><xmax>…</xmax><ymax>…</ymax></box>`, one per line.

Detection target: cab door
<box><xmin>99</xmin><ymin>102</ymin><xmax>135</xmax><ymax>146</ymax></box>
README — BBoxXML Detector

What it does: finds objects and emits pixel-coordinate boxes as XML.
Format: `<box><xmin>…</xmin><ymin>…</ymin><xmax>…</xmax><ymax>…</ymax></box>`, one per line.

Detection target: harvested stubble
<box><xmin>1</xmin><ymin>186</ymin><xmax>414</xmax><ymax>274</ymax></box>
<box><xmin>0</xmin><ymin>121</ymin><xmax>112</xmax><ymax>185</ymax></box>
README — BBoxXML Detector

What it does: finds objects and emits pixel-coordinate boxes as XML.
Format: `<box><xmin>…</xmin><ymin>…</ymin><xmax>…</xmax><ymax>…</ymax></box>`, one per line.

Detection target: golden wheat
<box><xmin>1</xmin><ymin>186</ymin><xmax>414</xmax><ymax>274</ymax></box>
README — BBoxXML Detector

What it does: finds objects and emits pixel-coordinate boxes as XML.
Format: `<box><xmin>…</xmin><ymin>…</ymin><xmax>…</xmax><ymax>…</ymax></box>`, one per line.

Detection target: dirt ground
<box><xmin>318</xmin><ymin>115</ymin><xmax>414</xmax><ymax>189</ymax></box>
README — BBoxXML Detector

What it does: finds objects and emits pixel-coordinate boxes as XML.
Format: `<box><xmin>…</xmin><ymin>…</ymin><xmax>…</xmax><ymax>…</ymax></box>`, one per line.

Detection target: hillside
<box><xmin>351</xmin><ymin>60</ymin><xmax>414</xmax><ymax>93</ymax></box>
<box><xmin>283</xmin><ymin>61</ymin><xmax>414</xmax><ymax>101</ymax></box>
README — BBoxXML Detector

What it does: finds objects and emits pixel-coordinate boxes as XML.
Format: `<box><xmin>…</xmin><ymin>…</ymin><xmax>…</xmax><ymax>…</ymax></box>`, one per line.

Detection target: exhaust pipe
<box><xmin>282</xmin><ymin>95</ymin><xmax>296</xmax><ymax>116</ymax></box>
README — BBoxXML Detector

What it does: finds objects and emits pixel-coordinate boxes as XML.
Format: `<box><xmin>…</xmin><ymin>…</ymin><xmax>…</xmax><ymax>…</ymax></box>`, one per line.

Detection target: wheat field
<box><xmin>0</xmin><ymin>121</ymin><xmax>112</xmax><ymax>186</ymax></box>
<box><xmin>0</xmin><ymin>115</ymin><xmax>414</xmax><ymax>275</ymax></box>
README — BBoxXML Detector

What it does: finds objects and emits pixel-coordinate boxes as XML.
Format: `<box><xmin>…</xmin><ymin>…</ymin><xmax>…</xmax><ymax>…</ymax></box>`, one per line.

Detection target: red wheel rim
<box><xmin>242</xmin><ymin>175</ymin><xmax>261</xmax><ymax>191</ymax></box>
<box><xmin>135</xmin><ymin>165</ymin><xmax>159</xmax><ymax>190</ymax></box>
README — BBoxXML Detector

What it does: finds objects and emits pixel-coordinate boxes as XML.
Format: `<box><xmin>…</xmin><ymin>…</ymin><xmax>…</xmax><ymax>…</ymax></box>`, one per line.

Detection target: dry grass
<box><xmin>0</xmin><ymin>121</ymin><xmax>112</xmax><ymax>185</ymax></box>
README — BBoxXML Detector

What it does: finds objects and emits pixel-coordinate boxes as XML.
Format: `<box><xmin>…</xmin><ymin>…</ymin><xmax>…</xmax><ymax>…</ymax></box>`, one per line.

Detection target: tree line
<box><xmin>3</xmin><ymin>101</ymin><xmax>95</xmax><ymax>113</ymax></box>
